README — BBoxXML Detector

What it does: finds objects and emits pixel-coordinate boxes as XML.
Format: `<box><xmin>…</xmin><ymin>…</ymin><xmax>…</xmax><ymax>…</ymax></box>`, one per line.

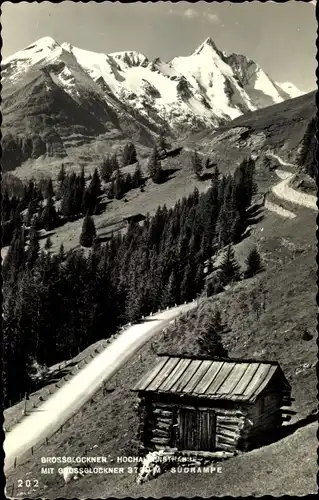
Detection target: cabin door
<box><xmin>177</xmin><ymin>408</ymin><xmax>216</xmax><ymax>451</ymax></box>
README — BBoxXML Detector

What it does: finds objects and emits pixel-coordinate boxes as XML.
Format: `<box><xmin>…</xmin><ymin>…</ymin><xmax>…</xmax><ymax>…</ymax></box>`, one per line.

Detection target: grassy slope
<box><xmin>19</xmin><ymin>151</ymin><xmax>213</xmax><ymax>254</ymax></box>
<box><xmin>185</xmin><ymin>91</ymin><xmax>315</xmax><ymax>170</ymax></box>
<box><xmin>6</xmin><ymin>146</ymin><xmax>281</xmax><ymax>257</ymax></box>
<box><xmin>122</xmin><ymin>421</ymin><xmax>317</xmax><ymax>498</ymax></box>
<box><xmin>5</xmin><ymin>201</ymin><xmax>317</xmax><ymax>498</ymax></box>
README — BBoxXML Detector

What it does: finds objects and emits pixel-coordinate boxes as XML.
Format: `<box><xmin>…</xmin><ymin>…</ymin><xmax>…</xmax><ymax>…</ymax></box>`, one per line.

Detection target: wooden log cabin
<box><xmin>131</xmin><ymin>355</ymin><xmax>292</xmax><ymax>457</ymax></box>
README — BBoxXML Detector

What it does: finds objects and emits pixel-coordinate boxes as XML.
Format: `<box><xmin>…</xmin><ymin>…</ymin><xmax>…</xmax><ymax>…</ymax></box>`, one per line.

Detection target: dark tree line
<box><xmin>2</xmin><ymin>165</ymin><xmax>105</xmax><ymax>246</ymax></box>
<box><xmin>297</xmin><ymin>117</ymin><xmax>317</xmax><ymax>179</ymax></box>
<box><xmin>107</xmin><ymin>162</ymin><xmax>144</xmax><ymax>200</ymax></box>
<box><xmin>2</xmin><ymin>133</ymin><xmax>46</xmax><ymax>171</ymax></box>
<box><xmin>2</xmin><ymin>156</ymin><xmax>258</xmax><ymax>407</ymax></box>
<box><xmin>99</xmin><ymin>154</ymin><xmax>121</xmax><ymax>182</ymax></box>
<box><xmin>100</xmin><ymin>152</ymin><xmax>144</xmax><ymax>199</ymax></box>
<box><xmin>2</xmin><ymin>179</ymin><xmax>46</xmax><ymax>246</ymax></box>
<box><xmin>59</xmin><ymin>166</ymin><xmax>102</xmax><ymax>219</ymax></box>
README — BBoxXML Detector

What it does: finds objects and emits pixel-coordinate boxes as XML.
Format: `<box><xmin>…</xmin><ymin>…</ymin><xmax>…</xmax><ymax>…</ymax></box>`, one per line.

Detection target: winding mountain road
<box><xmin>4</xmin><ymin>302</ymin><xmax>196</xmax><ymax>472</ymax></box>
<box><xmin>265</xmin><ymin>153</ymin><xmax>317</xmax><ymax>216</ymax></box>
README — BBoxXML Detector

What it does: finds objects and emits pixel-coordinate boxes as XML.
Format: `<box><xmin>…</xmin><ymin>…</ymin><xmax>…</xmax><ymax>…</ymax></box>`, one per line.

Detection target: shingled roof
<box><xmin>131</xmin><ymin>355</ymin><xmax>289</xmax><ymax>403</ymax></box>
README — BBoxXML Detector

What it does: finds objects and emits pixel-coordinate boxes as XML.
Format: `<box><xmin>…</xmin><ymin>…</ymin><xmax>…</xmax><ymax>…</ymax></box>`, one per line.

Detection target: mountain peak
<box><xmin>28</xmin><ymin>36</ymin><xmax>60</xmax><ymax>51</ymax></box>
<box><xmin>193</xmin><ymin>37</ymin><xmax>220</xmax><ymax>56</ymax></box>
<box><xmin>3</xmin><ymin>36</ymin><xmax>61</xmax><ymax>66</ymax></box>
<box><xmin>61</xmin><ymin>41</ymin><xmax>73</xmax><ymax>52</ymax></box>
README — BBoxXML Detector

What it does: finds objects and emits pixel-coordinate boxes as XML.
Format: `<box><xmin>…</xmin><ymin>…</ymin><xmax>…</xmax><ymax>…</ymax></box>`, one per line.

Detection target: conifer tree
<box><xmin>125</xmin><ymin>173</ymin><xmax>133</xmax><ymax>192</ymax></box>
<box><xmin>157</xmin><ymin>117</ymin><xmax>170</xmax><ymax>157</ymax></box>
<box><xmin>44</xmin><ymin>236</ymin><xmax>53</xmax><ymax>252</ymax></box>
<box><xmin>157</xmin><ymin>132</ymin><xmax>169</xmax><ymax>158</ymax></box>
<box><xmin>26</xmin><ymin>218</ymin><xmax>40</xmax><ymax>269</ymax></box>
<box><xmin>197</xmin><ymin>316</ymin><xmax>228</xmax><ymax>358</ymax></box>
<box><xmin>81</xmin><ymin>189</ymin><xmax>90</xmax><ymax>215</ymax></box>
<box><xmin>107</xmin><ymin>179</ymin><xmax>115</xmax><ymax>200</ymax></box>
<box><xmin>89</xmin><ymin>168</ymin><xmax>102</xmax><ymax>200</ymax></box>
<box><xmin>231</xmin><ymin>210</ymin><xmax>245</xmax><ymax>244</ymax></box>
<box><xmin>41</xmin><ymin>195</ymin><xmax>58</xmax><ymax>230</ymax></box>
<box><xmin>153</xmin><ymin>162</ymin><xmax>164</xmax><ymax>184</ymax></box>
<box><xmin>93</xmin><ymin>201</ymin><xmax>100</xmax><ymax>215</ymax></box>
<box><xmin>80</xmin><ymin>213</ymin><xmax>96</xmax><ymax>248</ymax></box>
<box><xmin>111</xmin><ymin>154</ymin><xmax>120</xmax><ymax>173</ymax></box>
<box><xmin>57</xmin><ymin>163</ymin><xmax>66</xmax><ymax>188</ymax></box>
<box><xmin>58</xmin><ymin>243</ymin><xmax>65</xmax><ymax>262</ymax></box>
<box><xmin>162</xmin><ymin>270</ymin><xmax>177</xmax><ymax>308</ymax></box>
<box><xmin>45</xmin><ymin>178</ymin><xmax>54</xmax><ymax>199</ymax></box>
<box><xmin>211</xmin><ymin>164</ymin><xmax>220</xmax><ymax>186</ymax></box>
<box><xmin>148</xmin><ymin>146</ymin><xmax>164</xmax><ymax>184</ymax></box>
<box><xmin>132</xmin><ymin>162</ymin><xmax>143</xmax><ymax>188</ymax></box>
<box><xmin>147</xmin><ymin>146</ymin><xmax>157</xmax><ymax>178</ymax></box>
<box><xmin>233</xmin><ymin>157</ymin><xmax>256</xmax><ymax>220</ymax></box>
<box><xmin>114</xmin><ymin>168</ymin><xmax>124</xmax><ymax>199</ymax></box>
<box><xmin>245</xmin><ymin>246</ymin><xmax>263</xmax><ymax>278</ymax></box>
<box><xmin>216</xmin><ymin>202</ymin><xmax>232</xmax><ymax>248</ymax></box>
<box><xmin>100</xmin><ymin>156</ymin><xmax>113</xmax><ymax>182</ymax></box>
<box><xmin>219</xmin><ymin>245</ymin><xmax>241</xmax><ymax>286</ymax></box>
<box><xmin>191</xmin><ymin>150</ymin><xmax>203</xmax><ymax>179</ymax></box>
<box><xmin>61</xmin><ymin>177</ymin><xmax>75</xmax><ymax>220</ymax></box>
<box><xmin>122</xmin><ymin>142</ymin><xmax>137</xmax><ymax>166</ymax></box>
<box><xmin>195</xmin><ymin>262</ymin><xmax>205</xmax><ymax>294</ymax></box>
<box><xmin>212</xmin><ymin>308</ymin><xmax>229</xmax><ymax>335</ymax></box>
<box><xmin>3</xmin><ymin>226</ymin><xmax>26</xmax><ymax>282</ymax></box>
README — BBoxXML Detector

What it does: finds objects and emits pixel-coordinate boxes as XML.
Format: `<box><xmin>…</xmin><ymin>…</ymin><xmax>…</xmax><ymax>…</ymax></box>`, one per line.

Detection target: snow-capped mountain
<box><xmin>2</xmin><ymin>36</ymin><xmax>304</xmax><ymax>169</ymax></box>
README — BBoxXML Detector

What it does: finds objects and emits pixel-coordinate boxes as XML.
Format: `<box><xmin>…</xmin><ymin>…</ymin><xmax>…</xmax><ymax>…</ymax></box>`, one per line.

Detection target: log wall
<box><xmin>137</xmin><ymin>395</ymin><xmax>249</xmax><ymax>454</ymax></box>
<box><xmin>239</xmin><ymin>390</ymin><xmax>289</xmax><ymax>450</ymax></box>
<box><xmin>136</xmin><ymin>386</ymin><xmax>291</xmax><ymax>454</ymax></box>
<box><xmin>143</xmin><ymin>401</ymin><xmax>175</xmax><ymax>449</ymax></box>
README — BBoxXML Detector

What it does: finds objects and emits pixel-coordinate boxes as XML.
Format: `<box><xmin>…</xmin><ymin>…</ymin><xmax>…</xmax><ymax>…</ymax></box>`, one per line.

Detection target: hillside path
<box><xmin>4</xmin><ymin>302</ymin><xmax>196</xmax><ymax>472</ymax></box>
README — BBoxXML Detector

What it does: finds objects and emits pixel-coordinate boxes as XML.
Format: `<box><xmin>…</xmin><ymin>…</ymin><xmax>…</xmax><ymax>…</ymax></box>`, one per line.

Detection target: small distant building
<box><xmin>131</xmin><ymin>355</ymin><xmax>292</xmax><ymax>456</ymax></box>
<box><xmin>123</xmin><ymin>213</ymin><xmax>146</xmax><ymax>226</ymax></box>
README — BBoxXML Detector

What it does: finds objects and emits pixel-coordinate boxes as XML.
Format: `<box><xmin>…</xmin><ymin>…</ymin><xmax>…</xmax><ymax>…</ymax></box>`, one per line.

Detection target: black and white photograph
<box><xmin>1</xmin><ymin>1</ymin><xmax>317</xmax><ymax>498</ymax></box>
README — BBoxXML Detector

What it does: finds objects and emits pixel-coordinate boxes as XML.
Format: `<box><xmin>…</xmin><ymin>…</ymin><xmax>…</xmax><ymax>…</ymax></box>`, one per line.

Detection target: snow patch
<box><xmin>254</xmin><ymin>66</ymin><xmax>283</xmax><ymax>104</ymax></box>
<box><xmin>275</xmin><ymin>81</ymin><xmax>304</xmax><ymax>99</ymax></box>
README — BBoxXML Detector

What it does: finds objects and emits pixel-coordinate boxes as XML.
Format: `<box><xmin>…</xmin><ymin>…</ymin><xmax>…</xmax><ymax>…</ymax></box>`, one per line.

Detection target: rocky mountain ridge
<box><xmin>2</xmin><ymin>36</ymin><xmax>304</xmax><ymax>171</ymax></box>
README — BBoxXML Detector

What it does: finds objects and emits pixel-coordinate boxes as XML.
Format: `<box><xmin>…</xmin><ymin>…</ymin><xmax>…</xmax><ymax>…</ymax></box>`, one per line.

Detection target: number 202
<box><xmin>17</xmin><ymin>479</ymin><xmax>39</xmax><ymax>488</ymax></box>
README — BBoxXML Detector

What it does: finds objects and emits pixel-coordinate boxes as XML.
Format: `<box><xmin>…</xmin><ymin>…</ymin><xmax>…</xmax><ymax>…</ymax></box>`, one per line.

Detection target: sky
<box><xmin>1</xmin><ymin>1</ymin><xmax>317</xmax><ymax>92</ymax></box>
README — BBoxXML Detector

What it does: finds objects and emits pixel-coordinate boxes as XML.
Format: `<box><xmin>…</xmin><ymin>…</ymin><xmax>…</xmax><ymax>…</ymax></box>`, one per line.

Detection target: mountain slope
<box><xmin>186</xmin><ymin>90</ymin><xmax>316</xmax><ymax>172</ymax></box>
<box><xmin>1</xmin><ymin>38</ymin><xmax>158</xmax><ymax>171</ymax></box>
<box><xmin>1</xmin><ymin>36</ymin><xmax>305</xmax><ymax>172</ymax></box>
<box><xmin>58</xmin><ymin>36</ymin><xmax>305</xmax><ymax>132</ymax></box>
